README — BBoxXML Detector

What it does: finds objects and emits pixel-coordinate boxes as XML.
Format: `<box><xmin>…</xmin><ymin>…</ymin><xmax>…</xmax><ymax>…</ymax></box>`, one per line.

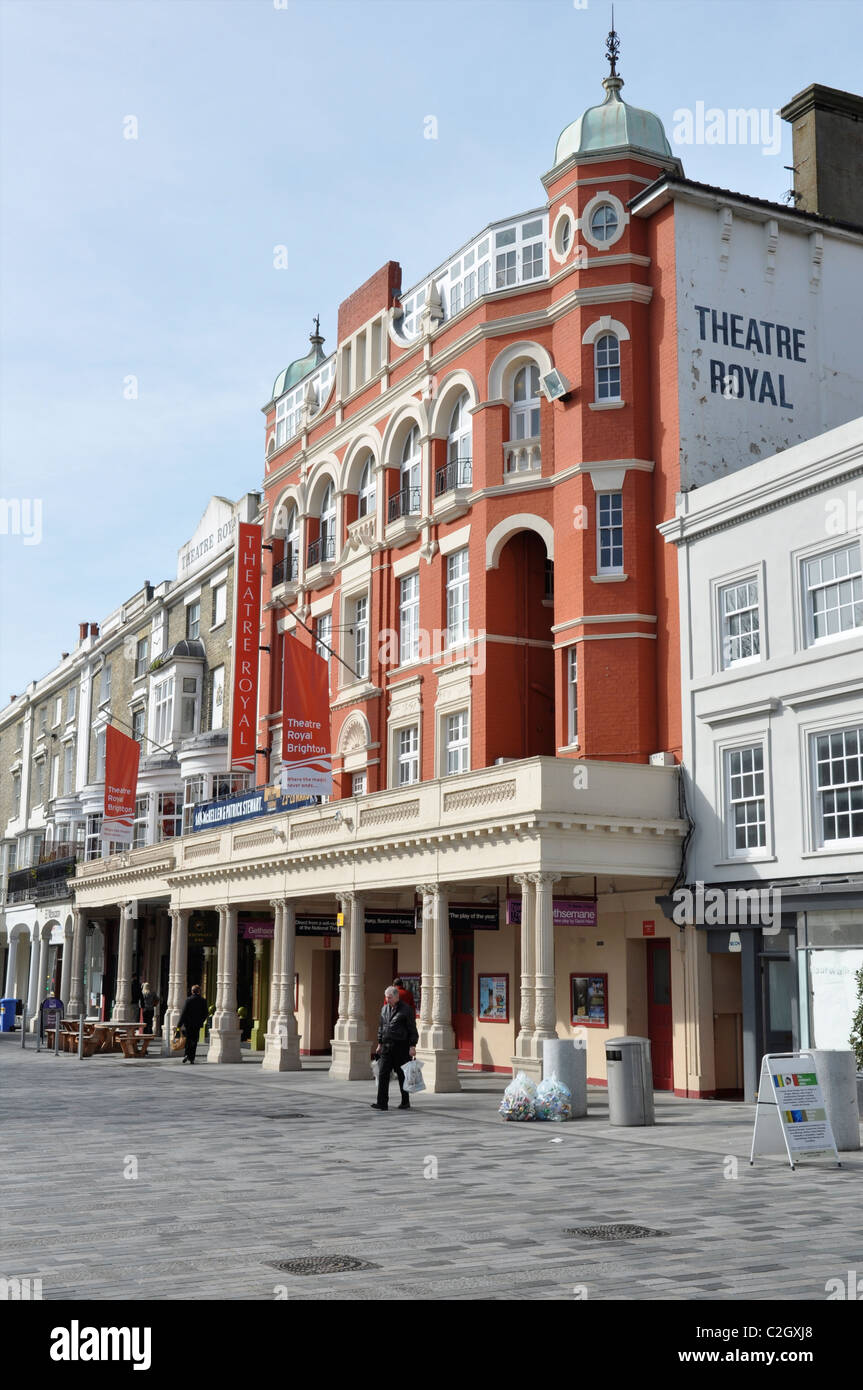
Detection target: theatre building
<box><xmin>67</xmin><ymin>57</ymin><xmax>863</xmax><ymax>1092</ymax></box>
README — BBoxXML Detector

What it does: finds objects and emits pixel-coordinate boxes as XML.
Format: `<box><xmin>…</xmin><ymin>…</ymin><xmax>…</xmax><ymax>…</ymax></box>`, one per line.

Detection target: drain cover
<box><xmin>274</xmin><ymin>1255</ymin><xmax>378</xmax><ymax>1275</ymax></box>
<box><xmin>564</xmin><ymin>1224</ymin><xmax>669</xmax><ymax>1241</ymax></box>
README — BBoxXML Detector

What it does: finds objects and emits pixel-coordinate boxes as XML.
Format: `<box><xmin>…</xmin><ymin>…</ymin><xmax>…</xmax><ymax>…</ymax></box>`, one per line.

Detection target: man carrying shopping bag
<box><xmin>371</xmin><ymin>986</ymin><xmax>418</xmax><ymax>1111</ymax></box>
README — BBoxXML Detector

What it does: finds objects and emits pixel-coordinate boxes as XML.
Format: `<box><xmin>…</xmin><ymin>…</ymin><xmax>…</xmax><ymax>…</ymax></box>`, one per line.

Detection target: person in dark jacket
<box><xmin>371</xmin><ymin>986</ymin><xmax>418</xmax><ymax>1111</ymax></box>
<box><xmin>177</xmin><ymin>985</ymin><xmax>209</xmax><ymax>1064</ymax></box>
<box><xmin>140</xmin><ymin>982</ymin><xmax>159</xmax><ymax>1035</ymax></box>
<box><xmin>393</xmin><ymin>977</ymin><xmax>416</xmax><ymax>1013</ymax></box>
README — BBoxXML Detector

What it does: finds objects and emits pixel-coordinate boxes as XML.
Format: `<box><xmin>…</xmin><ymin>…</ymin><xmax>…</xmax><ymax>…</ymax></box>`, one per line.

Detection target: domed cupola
<box><xmin>272</xmin><ymin>319</ymin><xmax>326</xmax><ymax>401</ymax></box>
<box><xmin>552</xmin><ymin>23</ymin><xmax>682</xmax><ymax>173</ymax></box>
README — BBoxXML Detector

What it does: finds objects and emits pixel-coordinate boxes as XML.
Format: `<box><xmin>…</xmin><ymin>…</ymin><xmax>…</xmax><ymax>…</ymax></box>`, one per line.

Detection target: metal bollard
<box><xmin>36</xmin><ymin>1016</ymin><xmax>41</xmax><ymax>1052</ymax></box>
<box><xmin>20</xmin><ymin>1005</ymin><xmax>27</xmax><ymax>1048</ymax></box>
<box><xmin>54</xmin><ymin>1018</ymin><xmax>60</xmax><ymax>1056</ymax></box>
<box><xmin>77</xmin><ymin>1014</ymin><xmax>85</xmax><ymax>1060</ymax></box>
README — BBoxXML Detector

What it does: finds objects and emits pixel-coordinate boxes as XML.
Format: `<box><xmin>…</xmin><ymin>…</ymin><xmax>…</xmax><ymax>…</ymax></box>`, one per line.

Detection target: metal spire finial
<box><xmin>606</xmin><ymin>8</ymin><xmax>620</xmax><ymax>78</ymax></box>
<box><xmin>312</xmin><ymin>314</ymin><xmax>321</xmax><ymax>337</ymax></box>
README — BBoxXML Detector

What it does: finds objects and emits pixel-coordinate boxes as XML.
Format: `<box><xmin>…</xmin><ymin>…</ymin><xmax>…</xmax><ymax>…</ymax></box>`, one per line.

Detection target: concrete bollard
<box><xmin>77</xmin><ymin>1014</ymin><xmax>85</xmax><ymax>1061</ymax></box>
<box><xmin>20</xmin><ymin>1005</ymin><xmax>27</xmax><ymax>1048</ymax></box>
<box><xmin>542</xmin><ymin>1038</ymin><xmax>588</xmax><ymax>1118</ymax></box>
<box><xmin>808</xmin><ymin>1050</ymin><xmax>861</xmax><ymax>1152</ymax></box>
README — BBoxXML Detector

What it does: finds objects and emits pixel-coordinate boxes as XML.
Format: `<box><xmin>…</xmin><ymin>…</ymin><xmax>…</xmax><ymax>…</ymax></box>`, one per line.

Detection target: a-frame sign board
<box><xmin>750</xmin><ymin>1052</ymin><xmax>841</xmax><ymax>1170</ymax></box>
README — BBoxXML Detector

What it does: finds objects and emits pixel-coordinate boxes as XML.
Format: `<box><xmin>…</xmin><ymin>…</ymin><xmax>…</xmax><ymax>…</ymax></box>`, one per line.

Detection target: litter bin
<box><xmin>605</xmin><ymin>1036</ymin><xmax>655</xmax><ymax>1126</ymax></box>
<box><xmin>0</xmin><ymin>998</ymin><xmax>18</xmax><ymax>1032</ymax></box>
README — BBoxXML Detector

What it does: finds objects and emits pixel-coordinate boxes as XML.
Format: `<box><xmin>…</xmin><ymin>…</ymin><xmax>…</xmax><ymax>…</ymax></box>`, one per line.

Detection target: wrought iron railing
<box><xmin>387</xmin><ymin>487</ymin><xmax>422</xmax><ymax>522</ymax></box>
<box><xmin>272</xmin><ymin>549</ymin><xmax>299</xmax><ymax>587</ymax></box>
<box><xmin>434</xmin><ymin>458</ymin><xmax>472</xmax><ymax>497</ymax></box>
<box><xmin>306</xmin><ymin>535</ymin><xmax>336</xmax><ymax>567</ymax></box>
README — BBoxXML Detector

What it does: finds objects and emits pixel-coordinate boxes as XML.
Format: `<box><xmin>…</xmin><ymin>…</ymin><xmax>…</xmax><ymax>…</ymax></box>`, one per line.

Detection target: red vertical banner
<box><xmin>230</xmin><ymin>522</ymin><xmax>262</xmax><ymax>773</ymax></box>
<box><xmin>102</xmin><ymin>725</ymin><xmax>140</xmax><ymax>845</ymax></box>
<box><xmin>280</xmin><ymin>634</ymin><xmax>333</xmax><ymax>797</ymax></box>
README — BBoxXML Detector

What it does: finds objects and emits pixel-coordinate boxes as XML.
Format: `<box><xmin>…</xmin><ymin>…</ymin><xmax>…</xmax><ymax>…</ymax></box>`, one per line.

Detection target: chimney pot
<box><xmin>79</xmin><ymin>622</ymin><xmax>88</xmax><ymax>641</ymax></box>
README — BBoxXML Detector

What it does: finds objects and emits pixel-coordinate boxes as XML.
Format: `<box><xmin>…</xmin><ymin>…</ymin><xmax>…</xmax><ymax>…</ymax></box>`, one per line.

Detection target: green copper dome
<box><xmin>554</xmin><ymin>75</ymin><xmax>673</xmax><ymax>167</ymax></box>
<box><xmin>272</xmin><ymin>327</ymin><xmax>326</xmax><ymax>401</ymax></box>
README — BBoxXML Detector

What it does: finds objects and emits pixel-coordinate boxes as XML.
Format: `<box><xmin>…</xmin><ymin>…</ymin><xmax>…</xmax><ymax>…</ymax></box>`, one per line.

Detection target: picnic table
<box><xmin>92</xmin><ymin>1022</ymin><xmax>142</xmax><ymax>1054</ymax></box>
<box><xmin>119</xmin><ymin>1034</ymin><xmax>155</xmax><ymax>1058</ymax></box>
<box><xmin>57</xmin><ymin>1019</ymin><xmax>99</xmax><ymax>1056</ymax></box>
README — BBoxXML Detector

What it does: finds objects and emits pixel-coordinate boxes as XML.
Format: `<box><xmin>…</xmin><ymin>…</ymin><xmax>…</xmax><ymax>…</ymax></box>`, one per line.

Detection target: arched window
<box><xmin>447</xmin><ymin>393</ymin><xmax>472</xmax><ymax>486</ymax></box>
<box><xmin>511</xmin><ymin>364</ymin><xmax>541</xmax><ymax>441</ymax></box>
<box><xmin>284</xmin><ymin>504</ymin><xmax>299</xmax><ymax>580</ymax></box>
<box><xmin>400</xmin><ymin>427</ymin><xmax>421</xmax><ymax>515</ymax></box>
<box><xmin>320</xmin><ymin>482</ymin><xmax>336</xmax><ymax>558</ymax></box>
<box><xmin>595</xmin><ymin>334</ymin><xmax>621</xmax><ymax>401</ymax></box>
<box><xmin>358</xmin><ymin>455</ymin><xmax>376</xmax><ymax>518</ymax></box>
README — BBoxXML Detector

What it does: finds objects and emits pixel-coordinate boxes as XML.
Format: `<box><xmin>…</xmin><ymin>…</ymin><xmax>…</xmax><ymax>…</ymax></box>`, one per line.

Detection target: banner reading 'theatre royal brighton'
<box><xmin>281</xmin><ymin>634</ymin><xmax>333</xmax><ymax>798</ymax></box>
<box><xmin>230</xmin><ymin>522</ymin><xmax>262</xmax><ymax>773</ymax></box>
<box><xmin>102</xmin><ymin>724</ymin><xmax>141</xmax><ymax>844</ymax></box>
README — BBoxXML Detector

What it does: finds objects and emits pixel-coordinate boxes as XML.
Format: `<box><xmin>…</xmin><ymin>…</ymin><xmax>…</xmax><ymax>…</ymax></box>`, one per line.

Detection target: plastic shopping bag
<box><xmin>371</xmin><ymin>1058</ymin><xmax>380</xmax><ymax>1081</ymax></box>
<box><xmin>401</xmin><ymin>1058</ymin><xmax>426</xmax><ymax>1094</ymax></box>
<box><xmin>498</xmin><ymin>1070</ymin><xmax>537</xmax><ymax>1121</ymax></box>
<box><xmin>534</xmin><ymin>1075</ymin><xmax>573</xmax><ymax>1122</ymax></box>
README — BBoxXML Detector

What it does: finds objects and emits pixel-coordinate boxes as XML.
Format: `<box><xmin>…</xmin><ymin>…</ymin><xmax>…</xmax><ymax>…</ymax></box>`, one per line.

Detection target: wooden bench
<box><xmin>58</xmin><ymin>1022</ymin><xmax>98</xmax><ymax>1057</ymax></box>
<box><xmin>119</xmin><ymin>1034</ymin><xmax>155</xmax><ymax>1059</ymax></box>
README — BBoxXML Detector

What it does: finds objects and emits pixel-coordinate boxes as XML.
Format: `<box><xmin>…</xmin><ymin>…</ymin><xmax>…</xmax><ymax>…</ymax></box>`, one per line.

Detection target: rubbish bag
<box><xmin>401</xmin><ymin>1058</ymin><xmax>426</xmax><ymax>1094</ymax></box>
<box><xmin>534</xmin><ymin>1075</ymin><xmax>572</xmax><ymax>1121</ymax></box>
<box><xmin>499</xmin><ymin>1071</ymin><xmax>537</xmax><ymax>1121</ymax></box>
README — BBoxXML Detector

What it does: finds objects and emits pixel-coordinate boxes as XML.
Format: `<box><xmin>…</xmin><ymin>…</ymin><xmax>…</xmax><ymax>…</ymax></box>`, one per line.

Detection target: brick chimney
<box><xmin>337</xmin><ymin>261</ymin><xmax>402</xmax><ymax>343</ymax></box>
<box><xmin>780</xmin><ymin>84</ymin><xmax>863</xmax><ymax>226</ymax></box>
<box><xmin>89</xmin><ymin>622</ymin><xmax>100</xmax><ymax>638</ymax></box>
<box><xmin>78</xmin><ymin>622</ymin><xmax>88</xmax><ymax>643</ymax></box>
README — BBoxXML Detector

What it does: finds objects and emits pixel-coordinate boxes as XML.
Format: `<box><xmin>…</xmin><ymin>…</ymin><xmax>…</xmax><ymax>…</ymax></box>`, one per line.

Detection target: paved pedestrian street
<box><xmin>2</xmin><ymin>1036</ymin><xmax>861</xmax><ymax>1303</ymax></box>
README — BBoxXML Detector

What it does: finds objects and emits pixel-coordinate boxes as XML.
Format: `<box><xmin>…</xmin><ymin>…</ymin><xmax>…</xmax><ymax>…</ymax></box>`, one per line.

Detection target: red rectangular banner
<box><xmin>230</xmin><ymin>522</ymin><xmax>262</xmax><ymax>772</ymax></box>
<box><xmin>102</xmin><ymin>724</ymin><xmax>140</xmax><ymax>845</ymax></box>
<box><xmin>281</xmin><ymin>634</ymin><xmax>333</xmax><ymax>798</ymax></box>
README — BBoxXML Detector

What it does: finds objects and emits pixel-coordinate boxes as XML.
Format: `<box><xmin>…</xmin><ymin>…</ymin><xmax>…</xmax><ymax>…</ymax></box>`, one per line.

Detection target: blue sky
<box><xmin>1</xmin><ymin>0</ymin><xmax>862</xmax><ymax>696</ymax></box>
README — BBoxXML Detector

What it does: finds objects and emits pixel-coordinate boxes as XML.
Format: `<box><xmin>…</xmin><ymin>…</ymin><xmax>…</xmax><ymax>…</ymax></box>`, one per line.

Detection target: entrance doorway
<box><xmin>711</xmin><ymin>952</ymin><xmax>744</xmax><ymax>1098</ymax></box>
<box><xmin>451</xmin><ymin>930</ymin><xmax>474</xmax><ymax>1063</ymax></box>
<box><xmin>646</xmin><ymin>939</ymin><xmax>673</xmax><ymax>1090</ymax></box>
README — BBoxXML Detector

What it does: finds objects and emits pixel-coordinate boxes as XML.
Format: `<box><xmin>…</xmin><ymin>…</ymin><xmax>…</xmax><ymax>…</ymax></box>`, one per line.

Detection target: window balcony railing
<box><xmin>434</xmin><ymin>458</ymin><xmax>472</xmax><ymax>497</ymax></box>
<box><xmin>272</xmin><ymin>550</ymin><xmax>299</xmax><ymax>587</ymax></box>
<box><xmin>387</xmin><ymin>487</ymin><xmax>422</xmax><ymax>523</ymax></box>
<box><xmin>306</xmin><ymin>535</ymin><xmax>336</xmax><ymax>567</ymax></box>
<box><xmin>504</xmin><ymin>440</ymin><xmax>541</xmax><ymax>475</ymax></box>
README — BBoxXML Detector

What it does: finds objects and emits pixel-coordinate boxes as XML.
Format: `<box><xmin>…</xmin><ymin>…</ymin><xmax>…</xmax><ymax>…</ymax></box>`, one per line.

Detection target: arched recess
<box><xmin>486</xmin><ymin>512</ymin><xmax>554</xmax><ymax>570</ymax></box>
<box><xmin>428</xmin><ymin>369</ymin><xmax>480</xmax><ymax>437</ymax></box>
<box><xmin>488</xmin><ymin>340</ymin><xmax>555</xmax><ymax>401</ymax></box>
<box><xmin>340</xmin><ymin>430</ymin><xmax>383</xmax><ymax>495</ymax></box>
<box><xmin>337</xmin><ymin>710</ymin><xmax>372</xmax><ymax>758</ymax></box>
<box><xmin>305</xmin><ymin>457</ymin><xmax>341</xmax><ymax>516</ymax></box>
<box><xmin>379</xmin><ymin>400</ymin><xmax>429</xmax><ymax>468</ymax></box>
<box><xmin>269</xmin><ymin>482</ymin><xmax>305</xmax><ymax>538</ymax></box>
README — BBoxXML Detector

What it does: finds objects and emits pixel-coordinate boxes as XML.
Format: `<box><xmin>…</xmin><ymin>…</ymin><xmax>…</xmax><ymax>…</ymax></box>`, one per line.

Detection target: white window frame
<box><xmin>446</xmin><ymin>548</ymin><xmax>470</xmax><ymax>649</ymax></box>
<box><xmin>444</xmin><ymin>710</ymin><xmax>470</xmax><ymax>776</ymax></box>
<box><xmin>12</xmin><ymin>772</ymin><xmax>22</xmax><ymax>817</ymax></box>
<box><xmin>397</xmin><ymin>724</ymin><xmax>420</xmax><ymax>786</ymax></box>
<box><xmin>447</xmin><ymin>393</ymin><xmax>472</xmax><ymax>485</ymax></box>
<box><xmin>212</xmin><ymin>583</ymin><xmax>227</xmax><ymax>629</ymax></box>
<box><xmin>723</xmin><ymin>742</ymin><xmax>769</xmax><ymax>859</ymax></box>
<box><xmin>153</xmin><ymin>677</ymin><xmax>174</xmax><ymax>746</ymax></box>
<box><xmin>284</xmin><ymin>505</ymin><xmax>300</xmax><ymax>580</ymax></box>
<box><xmin>95</xmin><ymin>728</ymin><xmax>106</xmax><ymax>780</ymax></box>
<box><xmin>180</xmin><ymin>676</ymin><xmax>200</xmax><ymax>737</ymax></box>
<box><xmin>719</xmin><ymin>575</ymin><xmax>762</xmax><ymax>669</ymax></box>
<box><xmin>399</xmin><ymin>427</ymin><xmax>422</xmax><ymax>514</ymax></box>
<box><xmin>156</xmin><ymin>790</ymin><xmax>183</xmax><ymax>842</ymax></box>
<box><xmin>320</xmin><ymin>481</ymin><xmax>336</xmax><ymax>556</ymax></box>
<box><xmin>210</xmin><ymin>665</ymin><xmax>225</xmax><ymax>730</ymax></box>
<box><xmin>133</xmin><ymin>794</ymin><xmax>150</xmax><ymax>849</ymax></box>
<box><xmin>135</xmin><ymin>636</ymin><xmax>149</xmax><ymax>679</ymax></box>
<box><xmin>186</xmin><ymin>600</ymin><xmax>201</xmax><ymax>641</ymax></box>
<box><xmin>66</xmin><ymin>686</ymin><xmax>77</xmax><ymax>722</ymax></box>
<box><xmin>358</xmin><ymin>456</ymin><xmax>376</xmax><ymax>518</ymax></box>
<box><xmin>594</xmin><ymin>333</ymin><xmax>621</xmax><ymax>401</ymax></box>
<box><xmin>800</xmin><ymin>539</ymin><xmax>863</xmax><ymax>649</ymax></box>
<box><xmin>510</xmin><ymin>363</ymin><xmax>541</xmax><ymax>442</ymax></box>
<box><xmin>353</xmin><ymin>594</ymin><xmax>369</xmax><ymax>681</ymax></box>
<box><xmin>810</xmin><ymin>723</ymin><xmax>863</xmax><ymax>849</ymax></box>
<box><xmin>63</xmin><ymin>740</ymin><xmax>75</xmax><ymax>795</ymax></box>
<box><xmin>596</xmin><ymin>492</ymin><xmax>624</xmax><ymax>575</ymax></box>
<box><xmin>399</xmin><ymin>572</ymin><xmax>420</xmax><ymax>666</ymax></box>
<box><xmin>315</xmin><ymin>612</ymin><xmax>333</xmax><ymax>678</ymax></box>
<box><xmin>352</xmin><ymin>771</ymin><xmax>367</xmax><ymax>797</ymax></box>
<box><xmin>99</xmin><ymin>663</ymin><xmax>112</xmax><ymax>706</ymax></box>
<box><xmin>567</xmin><ymin>645</ymin><xmax>579</xmax><ymax>746</ymax></box>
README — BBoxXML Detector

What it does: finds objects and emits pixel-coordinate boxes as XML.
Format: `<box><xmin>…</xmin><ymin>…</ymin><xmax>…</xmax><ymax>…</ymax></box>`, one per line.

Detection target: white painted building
<box><xmin>660</xmin><ymin>416</ymin><xmax>863</xmax><ymax>1098</ymax></box>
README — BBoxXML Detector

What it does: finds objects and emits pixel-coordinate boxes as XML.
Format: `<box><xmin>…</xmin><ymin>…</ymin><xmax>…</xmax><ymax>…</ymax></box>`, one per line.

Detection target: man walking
<box><xmin>177</xmin><ymin>985</ymin><xmax>209</xmax><ymax>1065</ymax></box>
<box><xmin>371</xmin><ymin>985</ymin><xmax>418</xmax><ymax>1111</ymax></box>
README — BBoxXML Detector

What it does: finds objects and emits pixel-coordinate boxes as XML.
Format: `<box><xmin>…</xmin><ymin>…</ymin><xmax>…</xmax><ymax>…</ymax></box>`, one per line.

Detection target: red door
<box><xmin>646</xmin><ymin>939</ymin><xmax>673</xmax><ymax>1091</ymax></box>
<box><xmin>451</xmin><ymin>931</ymin><xmax>474</xmax><ymax>1063</ymax></box>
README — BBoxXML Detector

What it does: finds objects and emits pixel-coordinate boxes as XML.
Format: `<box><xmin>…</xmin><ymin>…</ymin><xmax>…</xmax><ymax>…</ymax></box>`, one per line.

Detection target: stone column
<box><xmin>263</xmin><ymin>899</ymin><xmax>301</xmax><ymax>1072</ymax></box>
<box><xmin>329</xmin><ymin>892</ymin><xmax>370</xmax><ymax>1080</ymax></box>
<box><xmin>58</xmin><ymin>923</ymin><xmax>73</xmax><ymax>1005</ymax></box>
<box><xmin>202</xmin><ymin>945</ymin><xmax>216</xmax><ymax>1005</ymax></box>
<box><xmin>66</xmin><ymin>910</ymin><xmax>87</xmax><ymax>1018</ymax></box>
<box><xmin>332</xmin><ymin>910</ymin><xmax>349</xmax><ymax>1044</ymax></box>
<box><xmin>25</xmin><ymin>930</ymin><xmax>41</xmax><ymax>1025</ymax></box>
<box><xmin>111</xmin><ymin>902</ymin><xmax>137</xmax><ymax>1022</ymax></box>
<box><xmin>415</xmin><ymin>884</ymin><xmax>435</xmax><ymax>1049</ymax></box>
<box><xmin>250</xmin><ymin>939</ymin><xmax>265</xmax><ymax>1050</ymax></box>
<box><xmin>530</xmin><ymin>872</ymin><xmax>560</xmax><ymax>1075</ymax></box>
<box><xmin>513</xmin><ymin>873</ymin><xmax>536</xmax><ymax>1065</ymax></box>
<box><xmin>4</xmin><ymin>932</ymin><xmax>20</xmax><ymax>1000</ymax></box>
<box><xmin>208</xmin><ymin>904</ymin><xmax>242</xmax><ymax>1063</ymax></box>
<box><xmin>163</xmin><ymin>907</ymin><xmax>190</xmax><ymax>1043</ymax></box>
<box><xmin>416</xmin><ymin>884</ymin><xmax>460</xmax><ymax>1093</ymax></box>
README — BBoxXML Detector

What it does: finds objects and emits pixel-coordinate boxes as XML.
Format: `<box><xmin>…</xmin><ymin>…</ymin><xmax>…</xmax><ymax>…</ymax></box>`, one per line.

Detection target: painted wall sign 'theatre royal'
<box><xmin>230</xmin><ymin>522</ymin><xmax>262</xmax><ymax>773</ymax></box>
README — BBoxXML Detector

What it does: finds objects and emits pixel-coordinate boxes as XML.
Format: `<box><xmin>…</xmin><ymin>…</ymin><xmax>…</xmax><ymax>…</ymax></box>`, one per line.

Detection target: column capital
<box><xmin>338</xmin><ymin>890</ymin><xmax>361</xmax><ymax>909</ymax></box>
<box><xmin>269</xmin><ymin>898</ymin><xmax>289</xmax><ymax>912</ymax></box>
<box><xmin>513</xmin><ymin>873</ymin><xmax>534</xmax><ymax>890</ymax></box>
<box><xmin>168</xmin><ymin>906</ymin><xmax>190</xmax><ymax>924</ymax></box>
<box><xmin>415</xmin><ymin>882</ymin><xmax>441</xmax><ymax>898</ymax></box>
<box><xmin>120</xmin><ymin>900</ymin><xmax>136</xmax><ymax>920</ymax></box>
<box><xmin>529</xmin><ymin>872</ymin><xmax>561</xmax><ymax>889</ymax></box>
<box><xmin>215</xmin><ymin>902</ymin><xmax>235</xmax><ymax>917</ymax></box>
